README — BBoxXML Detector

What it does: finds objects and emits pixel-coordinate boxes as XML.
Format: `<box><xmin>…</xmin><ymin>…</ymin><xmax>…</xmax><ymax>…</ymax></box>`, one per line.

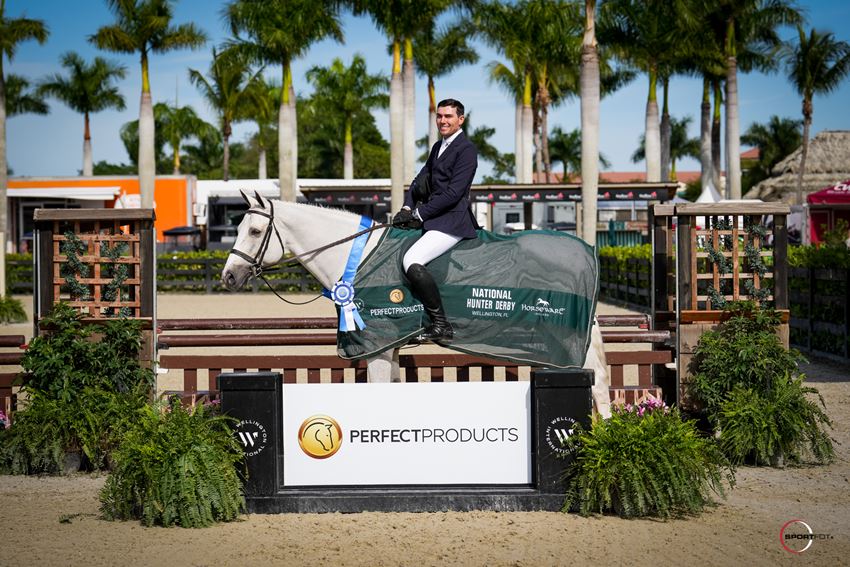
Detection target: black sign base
<box><xmin>219</xmin><ymin>368</ymin><xmax>593</xmax><ymax>513</ymax></box>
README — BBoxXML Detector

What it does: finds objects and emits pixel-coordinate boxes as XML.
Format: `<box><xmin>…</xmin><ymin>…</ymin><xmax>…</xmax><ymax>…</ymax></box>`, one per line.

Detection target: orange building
<box><xmin>7</xmin><ymin>175</ymin><xmax>196</xmax><ymax>251</ymax></box>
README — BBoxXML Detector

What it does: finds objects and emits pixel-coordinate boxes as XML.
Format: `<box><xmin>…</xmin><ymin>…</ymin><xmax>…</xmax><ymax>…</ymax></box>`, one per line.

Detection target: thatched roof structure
<box><xmin>745</xmin><ymin>130</ymin><xmax>850</xmax><ymax>203</ymax></box>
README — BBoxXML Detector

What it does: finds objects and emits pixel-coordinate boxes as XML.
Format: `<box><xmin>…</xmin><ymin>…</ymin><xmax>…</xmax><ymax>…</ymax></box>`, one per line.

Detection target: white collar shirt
<box><xmin>438</xmin><ymin>129</ymin><xmax>463</xmax><ymax>158</ymax></box>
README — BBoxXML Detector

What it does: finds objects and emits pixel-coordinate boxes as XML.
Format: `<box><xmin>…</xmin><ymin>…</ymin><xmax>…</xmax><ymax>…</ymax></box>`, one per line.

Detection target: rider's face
<box><xmin>436</xmin><ymin>106</ymin><xmax>464</xmax><ymax>138</ymax></box>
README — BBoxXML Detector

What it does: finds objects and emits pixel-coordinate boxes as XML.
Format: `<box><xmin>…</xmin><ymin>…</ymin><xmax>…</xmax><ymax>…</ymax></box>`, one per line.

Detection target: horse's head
<box><xmin>221</xmin><ymin>190</ymin><xmax>285</xmax><ymax>291</ymax></box>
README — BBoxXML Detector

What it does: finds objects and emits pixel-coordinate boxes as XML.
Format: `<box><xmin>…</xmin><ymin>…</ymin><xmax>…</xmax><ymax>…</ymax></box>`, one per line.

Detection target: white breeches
<box><xmin>402</xmin><ymin>230</ymin><xmax>462</xmax><ymax>272</ymax></box>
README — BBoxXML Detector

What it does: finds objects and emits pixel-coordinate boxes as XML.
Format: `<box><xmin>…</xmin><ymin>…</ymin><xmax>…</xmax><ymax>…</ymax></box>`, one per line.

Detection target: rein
<box><xmin>228</xmin><ymin>202</ymin><xmax>391</xmax><ymax>305</ymax></box>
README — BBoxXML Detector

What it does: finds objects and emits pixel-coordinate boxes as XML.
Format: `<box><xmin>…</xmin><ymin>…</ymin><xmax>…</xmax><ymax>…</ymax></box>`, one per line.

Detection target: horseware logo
<box><xmin>298</xmin><ymin>415</ymin><xmax>343</xmax><ymax>459</ymax></box>
<box><xmin>535</xmin><ymin>298</ymin><xmax>550</xmax><ymax>308</ymax></box>
<box><xmin>389</xmin><ymin>289</ymin><xmax>405</xmax><ymax>303</ymax></box>
<box><xmin>235</xmin><ymin>419</ymin><xmax>268</xmax><ymax>457</ymax></box>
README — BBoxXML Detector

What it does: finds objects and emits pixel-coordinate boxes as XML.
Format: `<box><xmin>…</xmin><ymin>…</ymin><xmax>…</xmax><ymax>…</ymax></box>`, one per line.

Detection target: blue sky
<box><xmin>5</xmin><ymin>0</ymin><xmax>850</xmax><ymax>181</ymax></box>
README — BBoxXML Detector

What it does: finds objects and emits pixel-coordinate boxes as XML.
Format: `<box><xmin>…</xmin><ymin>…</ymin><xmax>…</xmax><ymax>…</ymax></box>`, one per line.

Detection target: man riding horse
<box><xmin>392</xmin><ymin>98</ymin><xmax>479</xmax><ymax>345</ymax></box>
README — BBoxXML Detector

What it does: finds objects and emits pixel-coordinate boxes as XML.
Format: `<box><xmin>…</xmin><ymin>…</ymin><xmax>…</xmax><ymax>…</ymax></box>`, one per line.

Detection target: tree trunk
<box><xmin>521</xmin><ymin>72</ymin><xmax>533</xmax><ymax>184</ymax></box>
<box><xmin>403</xmin><ymin>39</ymin><xmax>415</xmax><ymax>182</ymax></box>
<box><xmin>0</xmin><ymin>64</ymin><xmax>8</xmax><ymax>292</ymax></box>
<box><xmin>796</xmin><ymin>101</ymin><xmax>812</xmax><ymax>206</ymax></box>
<box><xmin>83</xmin><ymin>111</ymin><xmax>93</xmax><ymax>176</ymax></box>
<box><xmin>173</xmin><ymin>140</ymin><xmax>181</xmax><ymax>175</ymax></box>
<box><xmin>428</xmin><ymin>76</ymin><xmax>438</xmax><ymax>149</ymax></box>
<box><xmin>644</xmin><ymin>69</ymin><xmax>661</xmax><ymax>183</ymax></box>
<box><xmin>660</xmin><ymin>77</ymin><xmax>671</xmax><ymax>182</ymax></box>
<box><xmin>514</xmin><ymin>100</ymin><xmax>523</xmax><ymax>183</ymax></box>
<box><xmin>279</xmin><ymin>63</ymin><xmax>294</xmax><ymax>201</ymax></box>
<box><xmin>712</xmin><ymin>80</ymin><xmax>722</xmax><ymax>192</ymax></box>
<box><xmin>258</xmin><ymin>146</ymin><xmax>267</xmax><ymax>180</ymax></box>
<box><xmin>542</xmin><ymin>101</ymin><xmax>552</xmax><ymax>182</ymax></box>
<box><xmin>390</xmin><ymin>41</ymin><xmax>404</xmax><ymax>213</ymax></box>
<box><xmin>290</xmin><ymin>84</ymin><xmax>297</xmax><ymax>198</ymax></box>
<box><xmin>222</xmin><ymin>125</ymin><xmax>231</xmax><ymax>182</ymax></box>
<box><xmin>700</xmin><ymin>77</ymin><xmax>712</xmax><ymax>190</ymax></box>
<box><xmin>344</xmin><ymin>118</ymin><xmax>353</xmax><ymax>179</ymax></box>
<box><xmin>580</xmin><ymin>0</ymin><xmax>600</xmax><ymax>247</ymax></box>
<box><xmin>533</xmin><ymin>103</ymin><xmax>543</xmax><ymax>179</ymax></box>
<box><xmin>138</xmin><ymin>53</ymin><xmax>155</xmax><ymax>209</ymax></box>
<box><xmin>725</xmin><ymin>55</ymin><xmax>741</xmax><ymax>200</ymax></box>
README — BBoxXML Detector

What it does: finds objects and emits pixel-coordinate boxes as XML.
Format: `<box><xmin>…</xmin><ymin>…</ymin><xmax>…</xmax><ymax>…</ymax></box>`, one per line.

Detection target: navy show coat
<box><xmin>404</xmin><ymin>130</ymin><xmax>479</xmax><ymax>239</ymax></box>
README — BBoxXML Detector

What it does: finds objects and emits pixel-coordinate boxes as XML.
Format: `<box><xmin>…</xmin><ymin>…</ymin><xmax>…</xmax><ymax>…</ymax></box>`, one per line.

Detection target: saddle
<box><xmin>337</xmin><ymin>228</ymin><xmax>599</xmax><ymax>368</ymax></box>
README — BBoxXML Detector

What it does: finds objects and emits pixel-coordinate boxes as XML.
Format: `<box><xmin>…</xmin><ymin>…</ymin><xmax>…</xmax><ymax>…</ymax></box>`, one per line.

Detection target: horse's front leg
<box><xmin>366</xmin><ymin>348</ymin><xmax>401</xmax><ymax>383</ymax></box>
<box><xmin>584</xmin><ymin>319</ymin><xmax>612</xmax><ymax>419</ymax></box>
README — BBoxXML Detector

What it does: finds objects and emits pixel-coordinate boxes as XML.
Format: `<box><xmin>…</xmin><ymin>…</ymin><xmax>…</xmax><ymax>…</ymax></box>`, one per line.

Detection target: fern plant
<box><xmin>562</xmin><ymin>399</ymin><xmax>733</xmax><ymax>518</ymax></box>
<box><xmin>100</xmin><ymin>401</ymin><xmax>245</xmax><ymax>528</ymax></box>
<box><xmin>0</xmin><ymin>295</ymin><xmax>27</xmax><ymax>324</ymax></box>
<box><xmin>717</xmin><ymin>378</ymin><xmax>834</xmax><ymax>466</ymax></box>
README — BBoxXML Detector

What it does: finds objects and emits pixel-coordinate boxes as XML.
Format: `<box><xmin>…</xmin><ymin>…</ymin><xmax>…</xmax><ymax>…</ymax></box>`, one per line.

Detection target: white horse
<box><xmin>220</xmin><ymin>192</ymin><xmax>611</xmax><ymax>418</ymax></box>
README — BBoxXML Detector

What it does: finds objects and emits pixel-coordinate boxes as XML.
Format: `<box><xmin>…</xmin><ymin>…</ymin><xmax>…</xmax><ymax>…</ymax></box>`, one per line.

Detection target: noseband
<box><xmin>228</xmin><ymin>201</ymin><xmax>284</xmax><ymax>278</ymax></box>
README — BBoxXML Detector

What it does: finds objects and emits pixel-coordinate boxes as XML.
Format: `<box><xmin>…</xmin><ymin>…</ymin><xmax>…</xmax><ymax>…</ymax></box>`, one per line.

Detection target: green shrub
<box><xmin>689</xmin><ymin>301</ymin><xmax>834</xmax><ymax>466</ymax></box>
<box><xmin>22</xmin><ymin>303</ymin><xmax>154</xmax><ymax>400</ymax></box>
<box><xmin>562</xmin><ymin>399</ymin><xmax>732</xmax><ymax>518</ymax></box>
<box><xmin>100</xmin><ymin>401</ymin><xmax>245</xmax><ymax>527</ymax></box>
<box><xmin>0</xmin><ymin>295</ymin><xmax>27</xmax><ymax>324</ymax></box>
<box><xmin>688</xmin><ymin>301</ymin><xmax>802</xmax><ymax>414</ymax></box>
<box><xmin>1</xmin><ymin>302</ymin><xmax>154</xmax><ymax>474</ymax></box>
<box><xmin>717</xmin><ymin>378</ymin><xmax>834</xmax><ymax>466</ymax></box>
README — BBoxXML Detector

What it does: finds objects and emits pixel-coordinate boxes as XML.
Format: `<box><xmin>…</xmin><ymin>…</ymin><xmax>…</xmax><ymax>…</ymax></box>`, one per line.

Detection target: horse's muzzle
<box><xmin>221</xmin><ymin>269</ymin><xmax>243</xmax><ymax>291</ymax></box>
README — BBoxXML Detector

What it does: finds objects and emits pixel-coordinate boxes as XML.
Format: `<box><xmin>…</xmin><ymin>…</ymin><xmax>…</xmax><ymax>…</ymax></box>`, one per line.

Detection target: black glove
<box><xmin>392</xmin><ymin>208</ymin><xmax>422</xmax><ymax>230</ymax></box>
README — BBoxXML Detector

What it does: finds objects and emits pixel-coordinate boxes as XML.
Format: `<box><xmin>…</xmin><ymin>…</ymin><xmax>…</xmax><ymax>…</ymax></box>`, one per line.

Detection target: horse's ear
<box><xmin>239</xmin><ymin>189</ymin><xmax>251</xmax><ymax>207</ymax></box>
<box><xmin>254</xmin><ymin>191</ymin><xmax>266</xmax><ymax>208</ymax></box>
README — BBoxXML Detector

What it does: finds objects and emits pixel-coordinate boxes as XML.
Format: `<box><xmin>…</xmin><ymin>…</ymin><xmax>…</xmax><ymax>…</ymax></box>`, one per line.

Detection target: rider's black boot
<box><xmin>406</xmin><ymin>263</ymin><xmax>453</xmax><ymax>344</ymax></box>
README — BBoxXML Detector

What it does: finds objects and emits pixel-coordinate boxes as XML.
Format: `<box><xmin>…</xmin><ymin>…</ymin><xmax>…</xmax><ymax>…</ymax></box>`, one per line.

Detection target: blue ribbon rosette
<box><xmin>325</xmin><ymin>215</ymin><xmax>371</xmax><ymax>332</ymax></box>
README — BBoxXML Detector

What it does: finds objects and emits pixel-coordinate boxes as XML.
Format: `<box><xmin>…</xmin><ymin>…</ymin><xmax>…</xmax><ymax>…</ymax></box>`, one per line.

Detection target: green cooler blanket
<box><xmin>337</xmin><ymin>227</ymin><xmax>599</xmax><ymax>368</ymax></box>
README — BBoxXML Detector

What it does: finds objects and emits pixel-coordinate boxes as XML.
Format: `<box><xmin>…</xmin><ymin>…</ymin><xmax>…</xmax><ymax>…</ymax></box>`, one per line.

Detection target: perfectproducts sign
<box><xmin>282</xmin><ymin>383</ymin><xmax>531</xmax><ymax>486</ymax></box>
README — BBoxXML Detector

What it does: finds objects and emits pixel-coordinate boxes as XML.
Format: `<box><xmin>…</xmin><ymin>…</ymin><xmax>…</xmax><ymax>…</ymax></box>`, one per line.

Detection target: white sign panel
<box><xmin>282</xmin><ymin>382</ymin><xmax>531</xmax><ymax>486</ymax></box>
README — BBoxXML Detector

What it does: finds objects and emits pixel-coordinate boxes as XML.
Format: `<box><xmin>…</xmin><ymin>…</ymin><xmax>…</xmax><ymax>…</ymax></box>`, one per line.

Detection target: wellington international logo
<box><xmin>298</xmin><ymin>415</ymin><xmax>343</xmax><ymax>459</ymax></box>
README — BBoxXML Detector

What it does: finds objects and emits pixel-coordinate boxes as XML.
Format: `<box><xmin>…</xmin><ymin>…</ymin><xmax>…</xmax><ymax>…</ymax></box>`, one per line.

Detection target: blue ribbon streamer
<box><xmin>325</xmin><ymin>215</ymin><xmax>372</xmax><ymax>332</ymax></box>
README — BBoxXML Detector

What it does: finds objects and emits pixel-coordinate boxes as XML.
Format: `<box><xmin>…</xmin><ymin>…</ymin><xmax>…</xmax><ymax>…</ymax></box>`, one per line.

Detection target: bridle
<box><xmin>227</xmin><ymin>201</ymin><xmax>391</xmax><ymax>304</ymax></box>
<box><xmin>228</xmin><ymin>200</ymin><xmax>284</xmax><ymax>279</ymax></box>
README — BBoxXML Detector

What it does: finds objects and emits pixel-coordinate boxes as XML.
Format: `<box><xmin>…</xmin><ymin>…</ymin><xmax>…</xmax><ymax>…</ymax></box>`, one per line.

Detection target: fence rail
<box><xmin>598</xmin><ymin>256</ymin><xmax>651</xmax><ymax>311</ymax></box>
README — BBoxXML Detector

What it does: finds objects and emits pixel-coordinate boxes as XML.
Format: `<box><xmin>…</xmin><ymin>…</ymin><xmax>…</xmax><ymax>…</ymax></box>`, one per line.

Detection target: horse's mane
<box><xmin>271</xmin><ymin>199</ymin><xmax>365</xmax><ymax>224</ymax></box>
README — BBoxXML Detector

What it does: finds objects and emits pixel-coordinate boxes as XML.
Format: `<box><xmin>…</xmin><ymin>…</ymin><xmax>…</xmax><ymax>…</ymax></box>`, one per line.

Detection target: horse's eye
<box><xmin>250</xmin><ymin>228</ymin><xmax>262</xmax><ymax>237</ymax></box>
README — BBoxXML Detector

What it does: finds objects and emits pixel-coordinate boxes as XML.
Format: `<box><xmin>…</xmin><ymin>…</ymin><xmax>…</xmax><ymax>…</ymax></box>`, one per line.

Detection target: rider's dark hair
<box><xmin>437</xmin><ymin>98</ymin><xmax>464</xmax><ymax>117</ymax></box>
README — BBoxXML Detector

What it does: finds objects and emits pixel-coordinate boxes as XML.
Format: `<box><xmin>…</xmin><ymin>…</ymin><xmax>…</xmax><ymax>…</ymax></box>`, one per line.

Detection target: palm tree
<box><xmin>741</xmin><ymin>115</ymin><xmax>801</xmax><ymax>191</ymax></box>
<box><xmin>485</xmin><ymin>60</ymin><xmax>525</xmax><ymax>182</ymax></box>
<box><xmin>413</xmin><ymin>22</ymin><xmax>478</xmax><ymax>148</ymax></box>
<box><xmin>522</xmin><ymin>0</ymin><xmax>581</xmax><ymax>183</ymax></box>
<box><xmin>189</xmin><ymin>47</ymin><xmax>258</xmax><ymax>181</ymax></box>
<box><xmin>549</xmin><ymin>126</ymin><xmax>610</xmax><ymax>180</ymax></box>
<box><xmin>703</xmin><ymin>0</ymin><xmax>801</xmax><ymax>199</ymax></box>
<box><xmin>600</xmin><ymin>0</ymin><xmax>691</xmax><ymax>184</ymax></box>
<box><xmin>477</xmin><ymin>1</ymin><xmax>534</xmax><ymax>183</ymax></box>
<box><xmin>156</xmin><ymin>102</ymin><xmax>217</xmax><ymax>174</ymax></box>
<box><xmin>226</xmin><ymin>0</ymin><xmax>343</xmax><ymax>201</ymax></box>
<box><xmin>632</xmin><ymin>115</ymin><xmax>700</xmax><ymax>180</ymax></box>
<box><xmin>37</xmin><ymin>52</ymin><xmax>126</xmax><ymax>176</ymax></box>
<box><xmin>784</xmin><ymin>25</ymin><xmax>850</xmax><ymax>204</ymax></box>
<box><xmin>1</xmin><ymin>0</ymin><xmax>48</xmax><ymax>294</ymax></box>
<box><xmin>242</xmin><ymin>77</ymin><xmax>280</xmax><ymax>179</ymax></box>
<box><xmin>580</xmin><ymin>0</ymin><xmax>600</xmax><ymax>245</ymax></box>
<box><xmin>91</xmin><ymin>0</ymin><xmax>206</xmax><ymax>208</ymax></box>
<box><xmin>5</xmin><ymin>74</ymin><xmax>48</xmax><ymax>116</ymax></box>
<box><xmin>306</xmin><ymin>55</ymin><xmax>388</xmax><ymax>179</ymax></box>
